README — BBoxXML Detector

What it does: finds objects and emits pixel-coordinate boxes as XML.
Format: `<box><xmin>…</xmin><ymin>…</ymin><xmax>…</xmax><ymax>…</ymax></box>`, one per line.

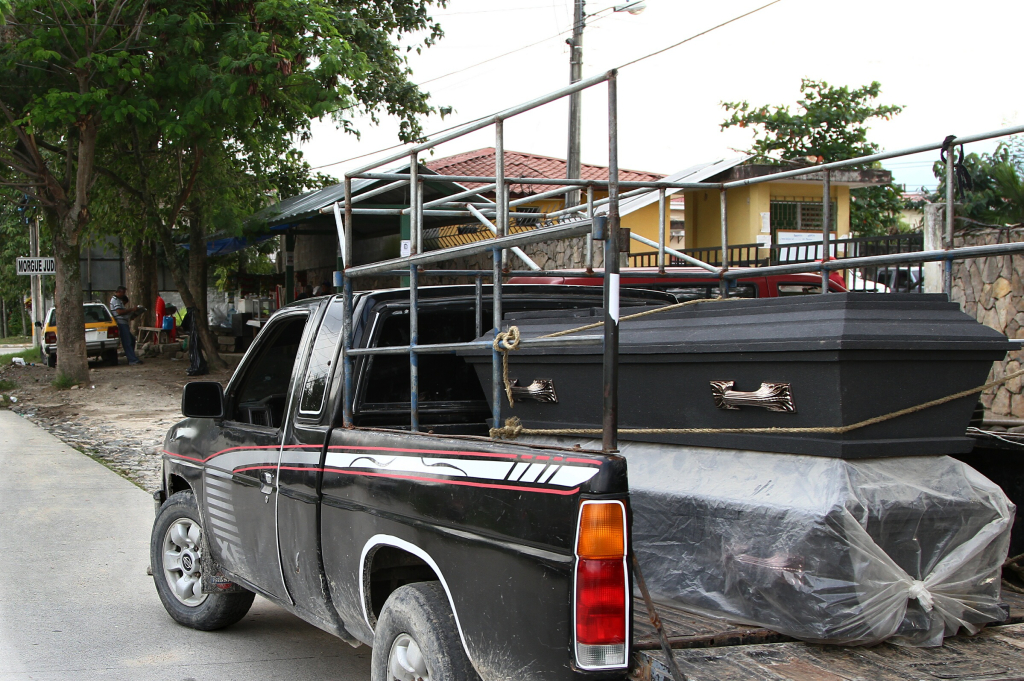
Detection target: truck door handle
<box><xmin>260</xmin><ymin>470</ymin><xmax>274</xmax><ymax>496</ymax></box>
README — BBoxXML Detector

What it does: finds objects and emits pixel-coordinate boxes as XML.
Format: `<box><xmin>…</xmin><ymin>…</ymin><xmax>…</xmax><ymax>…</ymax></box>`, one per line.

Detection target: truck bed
<box><xmin>631</xmin><ymin>592</ymin><xmax>1024</xmax><ymax>680</ymax></box>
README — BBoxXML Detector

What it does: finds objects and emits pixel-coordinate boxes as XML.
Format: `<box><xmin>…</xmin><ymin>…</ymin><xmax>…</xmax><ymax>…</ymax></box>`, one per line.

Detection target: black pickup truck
<box><xmin>152</xmin><ymin>285</ymin><xmax>1024</xmax><ymax>681</ymax></box>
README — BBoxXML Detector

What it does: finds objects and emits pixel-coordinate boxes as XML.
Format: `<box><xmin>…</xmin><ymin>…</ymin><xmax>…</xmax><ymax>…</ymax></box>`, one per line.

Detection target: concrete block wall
<box><xmin>950</xmin><ymin>227</ymin><xmax>1024</xmax><ymax>418</ymax></box>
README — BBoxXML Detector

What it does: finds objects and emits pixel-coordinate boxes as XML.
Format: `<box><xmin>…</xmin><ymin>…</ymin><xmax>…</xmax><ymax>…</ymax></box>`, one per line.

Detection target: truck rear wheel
<box><xmin>150</xmin><ymin>490</ymin><xmax>254</xmax><ymax>631</ymax></box>
<box><xmin>46</xmin><ymin>352</ymin><xmax>56</xmax><ymax>368</ymax></box>
<box><xmin>371</xmin><ymin>582</ymin><xmax>480</xmax><ymax>681</ymax></box>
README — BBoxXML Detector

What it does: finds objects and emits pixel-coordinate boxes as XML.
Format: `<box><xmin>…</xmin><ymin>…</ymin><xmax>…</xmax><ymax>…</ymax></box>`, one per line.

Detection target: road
<box><xmin>0</xmin><ymin>410</ymin><xmax>372</xmax><ymax>681</ymax></box>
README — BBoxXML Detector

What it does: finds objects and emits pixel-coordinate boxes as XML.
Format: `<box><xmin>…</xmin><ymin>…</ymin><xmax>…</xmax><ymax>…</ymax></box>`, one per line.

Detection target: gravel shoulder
<box><xmin>0</xmin><ymin>351</ymin><xmax>240</xmax><ymax>492</ymax></box>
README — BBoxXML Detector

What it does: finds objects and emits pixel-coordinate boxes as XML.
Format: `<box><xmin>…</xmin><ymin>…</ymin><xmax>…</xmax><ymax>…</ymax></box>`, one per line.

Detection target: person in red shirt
<box><xmin>154</xmin><ymin>294</ymin><xmax>176</xmax><ymax>342</ymax></box>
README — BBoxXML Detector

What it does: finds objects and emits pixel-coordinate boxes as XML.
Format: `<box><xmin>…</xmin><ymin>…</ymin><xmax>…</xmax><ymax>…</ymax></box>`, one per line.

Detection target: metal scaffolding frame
<box><xmin>332</xmin><ymin>68</ymin><xmax>1024</xmax><ymax>452</ymax></box>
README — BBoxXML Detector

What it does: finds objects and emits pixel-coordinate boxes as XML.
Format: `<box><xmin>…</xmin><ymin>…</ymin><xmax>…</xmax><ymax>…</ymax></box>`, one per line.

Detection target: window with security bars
<box><xmin>299</xmin><ymin>298</ymin><xmax>345</xmax><ymax>415</ymax></box>
<box><xmin>771</xmin><ymin>199</ymin><xmax>837</xmax><ymax>231</ymax></box>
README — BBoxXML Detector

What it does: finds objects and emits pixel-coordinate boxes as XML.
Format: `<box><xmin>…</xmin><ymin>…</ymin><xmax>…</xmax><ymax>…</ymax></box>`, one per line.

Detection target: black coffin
<box><xmin>460</xmin><ymin>293</ymin><xmax>1013</xmax><ymax>458</ymax></box>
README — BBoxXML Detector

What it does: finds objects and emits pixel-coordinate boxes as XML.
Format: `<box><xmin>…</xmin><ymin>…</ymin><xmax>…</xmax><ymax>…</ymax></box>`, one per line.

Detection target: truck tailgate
<box><xmin>631</xmin><ymin>592</ymin><xmax>1024</xmax><ymax>681</ymax></box>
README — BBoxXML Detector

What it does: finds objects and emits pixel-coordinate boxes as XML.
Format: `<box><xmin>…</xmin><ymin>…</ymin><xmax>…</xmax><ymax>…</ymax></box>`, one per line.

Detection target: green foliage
<box><xmin>0</xmin><ymin>190</ymin><xmax>32</xmax><ymax>334</ymax></box>
<box><xmin>0</xmin><ymin>379</ymin><xmax>16</xmax><ymax>391</ymax></box>
<box><xmin>51</xmin><ymin>372</ymin><xmax>78</xmax><ymax>390</ymax></box>
<box><xmin>2</xmin><ymin>0</ymin><xmax>448</xmax><ymax>310</ymax></box>
<box><xmin>722</xmin><ymin>79</ymin><xmax>908</xmax><ymax>236</ymax></box>
<box><xmin>929</xmin><ymin>138</ymin><xmax>1024</xmax><ymax>228</ymax></box>
<box><xmin>0</xmin><ymin>346</ymin><xmax>40</xmax><ymax>365</ymax></box>
<box><xmin>850</xmin><ymin>185</ymin><xmax>914</xmax><ymax>237</ymax></box>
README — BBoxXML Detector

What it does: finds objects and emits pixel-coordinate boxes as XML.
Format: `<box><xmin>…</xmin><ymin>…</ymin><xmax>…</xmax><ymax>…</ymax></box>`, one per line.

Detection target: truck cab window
<box><xmin>356</xmin><ymin>306</ymin><xmax>488</xmax><ymax>429</ymax></box>
<box><xmin>299</xmin><ymin>299</ymin><xmax>344</xmax><ymax>416</ymax></box>
<box><xmin>232</xmin><ymin>315</ymin><xmax>307</xmax><ymax>428</ymax></box>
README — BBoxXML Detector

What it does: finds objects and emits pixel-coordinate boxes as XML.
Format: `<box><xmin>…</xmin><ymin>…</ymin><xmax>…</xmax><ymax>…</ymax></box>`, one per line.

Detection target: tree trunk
<box><xmin>154</xmin><ymin>224</ymin><xmax>226</xmax><ymax>371</ymax></box>
<box><xmin>52</xmin><ymin>218</ymin><xmax>89</xmax><ymax>383</ymax></box>
<box><xmin>188</xmin><ymin>219</ymin><xmax>208</xmax><ymax>324</ymax></box>
<box><xmin>125</xmin><ymin>239</ymin><xmax>150</xmax><ymax>334</ymax></box>
<box><xmin>147</xmin><ymin>242</ymin><xmax>159</xmax><ymax>316</ymax></box>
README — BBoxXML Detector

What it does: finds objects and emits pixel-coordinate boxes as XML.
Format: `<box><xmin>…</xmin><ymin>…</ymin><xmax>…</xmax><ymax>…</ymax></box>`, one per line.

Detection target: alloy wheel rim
<box><xmin>387</xmin><ymin>633</ymin><xmax>430</xmax><ymax>681</ymax></box>
<box><xmin>162</xmin><ymin>517</ymin><xmax>208</xmax><ymax>606</ymax></box>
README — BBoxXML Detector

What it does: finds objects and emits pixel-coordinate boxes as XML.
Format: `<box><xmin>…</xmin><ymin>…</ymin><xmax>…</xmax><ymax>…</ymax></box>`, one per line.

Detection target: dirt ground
<box><xmin>0</xmin><ymin>350</ymin><xmax>241</xmax><ymax>491</ymax></box>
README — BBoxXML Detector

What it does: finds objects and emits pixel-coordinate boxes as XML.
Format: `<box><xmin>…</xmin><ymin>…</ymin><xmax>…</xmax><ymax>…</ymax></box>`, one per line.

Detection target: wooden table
<box><xmin>137</xmin><ymin>327</ymin><xmax>169</xmax><ymax>345</ymax></box>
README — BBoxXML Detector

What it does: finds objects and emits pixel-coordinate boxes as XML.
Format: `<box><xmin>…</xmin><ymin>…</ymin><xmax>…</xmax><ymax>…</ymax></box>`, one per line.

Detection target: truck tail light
<box><xmin>107</xmin><ymin>325</ymin><xmax>119</xmax><ymax>338</ymax></box>
<box><xmin>574</xmin><ymin>500</ymin><xmax>628</xmax><ymax>669</ymax></box>
<box><xmin>44</xmin><ymin>331</ymin><xmax>56</xmax><ymax>344</ymax></box>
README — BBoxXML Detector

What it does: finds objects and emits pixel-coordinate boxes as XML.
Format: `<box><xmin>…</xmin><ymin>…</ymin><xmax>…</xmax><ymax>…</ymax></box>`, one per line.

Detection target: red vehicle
<box><xmin>509</xmin><ymin>266</ymin><xmax>847</xmax><ymax>300</ymax></box>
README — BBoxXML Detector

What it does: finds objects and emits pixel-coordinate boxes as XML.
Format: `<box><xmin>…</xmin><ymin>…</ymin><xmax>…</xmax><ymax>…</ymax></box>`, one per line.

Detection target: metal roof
<box><xmin>598</xmin><ymin>156</ymin><xmax>751</xmax><ymax>217</ymax></box>
<box><xmin>249</xmin><ymin>164</ymin><xmax>487</xmax><ymax>229</ymax></box>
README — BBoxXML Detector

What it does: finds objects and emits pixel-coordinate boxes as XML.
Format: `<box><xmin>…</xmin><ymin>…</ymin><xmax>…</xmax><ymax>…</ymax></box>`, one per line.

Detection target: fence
<box><xmin>630</xmin><ymin>233</ymin><xmax>927</xmax><ymax>292</ymax></box>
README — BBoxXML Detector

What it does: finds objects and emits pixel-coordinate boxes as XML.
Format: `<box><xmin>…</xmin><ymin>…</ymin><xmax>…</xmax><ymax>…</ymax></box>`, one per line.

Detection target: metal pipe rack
<box><xmin>334</xmin><ymin>65</ymin><xmax>1024</xmax><ymax>453</ymax></box>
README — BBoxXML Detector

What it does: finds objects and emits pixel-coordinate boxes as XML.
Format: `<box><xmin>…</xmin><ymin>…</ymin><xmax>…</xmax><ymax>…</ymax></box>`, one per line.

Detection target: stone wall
<box><xmin>950</xmin><ymin>227</ymin><xmax>1024</xmax><ymax>418</ymax></box>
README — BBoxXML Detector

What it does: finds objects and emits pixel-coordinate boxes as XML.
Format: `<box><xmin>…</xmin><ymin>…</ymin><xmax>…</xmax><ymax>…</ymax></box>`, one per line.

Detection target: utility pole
<box><xmin>565</xmin><ymin>0</ymin><xmax>585</xmax><ymax>210</ymax></box>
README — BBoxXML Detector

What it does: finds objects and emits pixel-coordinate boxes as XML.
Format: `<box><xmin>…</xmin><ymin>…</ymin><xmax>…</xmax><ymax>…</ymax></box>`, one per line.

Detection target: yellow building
<box><xmin>424</xmin><ymin>150</ymin><xmax>891</xmax><ymax>265</ymax></box>
<box><xmin>682</xmin><ymin>164</ymin><xmax>892</xmax><ymax>260</ymax></box>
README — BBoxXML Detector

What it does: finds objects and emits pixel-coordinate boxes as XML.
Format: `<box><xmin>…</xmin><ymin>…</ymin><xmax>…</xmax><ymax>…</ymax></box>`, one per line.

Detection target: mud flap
<box><xmin>200</xmin><ymin>531</ymin><xmax>246</xmax><ymax>594</ymax></box>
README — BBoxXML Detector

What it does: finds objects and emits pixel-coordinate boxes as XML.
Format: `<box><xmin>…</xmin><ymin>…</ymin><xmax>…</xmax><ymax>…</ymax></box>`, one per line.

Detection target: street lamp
<box><xmin>613</xmin><ymin>2</ymin><xmax>646</xmax><ymax>14</ymax></box>
<box><xmin>565</xmin><ymin>1</ymin><xmax>647</xmax><ymax>208</ymax></box>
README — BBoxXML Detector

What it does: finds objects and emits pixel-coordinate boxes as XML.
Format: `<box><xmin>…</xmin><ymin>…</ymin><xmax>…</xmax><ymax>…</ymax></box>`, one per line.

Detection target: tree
<box><xmin>929</xmin><ymin>139</ymin><xmax>1024</xmax><ymax>231</ymax></box>
<box><xmin>721</xmin><ymin>79</ymin><xmax>908</xmax><ymax>237</ymax></box>
<box><xmin>3</xmin><ymin>0</ymin><xmax>446</xmax><ymax>376</ymax></box>
<box><xmin>0</xmin><ymin>0</ymin><xmax>152</xmax><ymax>383</ymax></box>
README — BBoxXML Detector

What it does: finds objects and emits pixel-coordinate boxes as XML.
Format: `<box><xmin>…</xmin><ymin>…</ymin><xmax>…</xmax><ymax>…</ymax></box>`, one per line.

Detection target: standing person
<box><xmin>154</xmin><ymin>293</ymin><xmax>165</xmax><ymax>329</ymax></box>
<box><xmin>109</xmin><ymin>286</ymin><xmax>143</xmax><ymax>366</ymax></box>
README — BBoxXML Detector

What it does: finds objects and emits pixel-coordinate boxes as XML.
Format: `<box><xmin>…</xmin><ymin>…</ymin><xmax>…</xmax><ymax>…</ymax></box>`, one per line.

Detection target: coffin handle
<box><xmin>710</xmin><ymin>380</ymin><xmax>796</xmax><ymax>413</ymax></box>
<box><xmin>510</xmin><ymin>379</ymin><xmax>558</xmax><ymax>404</ymax></box>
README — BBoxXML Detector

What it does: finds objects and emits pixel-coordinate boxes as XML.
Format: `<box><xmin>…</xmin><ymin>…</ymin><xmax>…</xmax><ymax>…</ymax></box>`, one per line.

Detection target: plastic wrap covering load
<box><xmin>529</xmin><ymin>437</ymin><xmax>1013</xmax><ymax>647</ymax></box>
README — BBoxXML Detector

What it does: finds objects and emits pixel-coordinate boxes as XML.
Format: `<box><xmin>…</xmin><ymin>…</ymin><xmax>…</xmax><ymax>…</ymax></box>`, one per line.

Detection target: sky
<box><xmin>298</xmin><ymin>0</ymin><xmax>1023</xmax><ymax>192</ymax></box>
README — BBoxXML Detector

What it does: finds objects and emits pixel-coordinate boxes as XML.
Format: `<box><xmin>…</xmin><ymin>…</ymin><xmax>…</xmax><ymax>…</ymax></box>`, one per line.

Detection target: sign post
<box><xmin>26</xmin><ymin>218</ymin><xmax>47</xmax><ymax>350</ymax></box>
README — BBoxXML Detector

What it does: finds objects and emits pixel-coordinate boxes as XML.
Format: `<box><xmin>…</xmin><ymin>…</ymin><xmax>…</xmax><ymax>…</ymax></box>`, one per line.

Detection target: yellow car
<box><xmin>43</xmin><ymin>302</ymin><xmax>121</xmax><ymax>367</ymax></box>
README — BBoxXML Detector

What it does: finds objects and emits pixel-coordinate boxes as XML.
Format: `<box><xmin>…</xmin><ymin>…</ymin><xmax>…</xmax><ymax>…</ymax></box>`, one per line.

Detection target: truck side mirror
<box><xmin>182</xmin><ymin>382</ymin><xmax>225</xmax><ymax>419</ymax></box>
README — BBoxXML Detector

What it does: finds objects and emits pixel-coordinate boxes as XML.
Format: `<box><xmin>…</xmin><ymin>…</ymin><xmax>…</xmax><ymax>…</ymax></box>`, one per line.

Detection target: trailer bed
<box><xmin>631</xmin><ymin>592</ymin><xmax>1024</xmax><ymax>680</ymax></box>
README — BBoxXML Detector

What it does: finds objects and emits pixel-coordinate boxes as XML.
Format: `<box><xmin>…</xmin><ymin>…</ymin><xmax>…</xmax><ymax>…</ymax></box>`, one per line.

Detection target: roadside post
<box><xmin>17</xmin><ymin>232</ymin><xmax>54</xmax><ymax>352</ymax></box>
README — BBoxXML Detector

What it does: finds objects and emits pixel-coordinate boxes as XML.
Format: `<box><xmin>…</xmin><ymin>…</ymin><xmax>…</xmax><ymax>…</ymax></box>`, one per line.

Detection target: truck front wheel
<box><xmin>371</xmin><ymin>582</ymin><xmax>480</xmax><ymax>681</ymax></box>
<box><xmin>150</xmin><ymin>490</ymin><xmax>254</xmax><ymax>631</ymax></box>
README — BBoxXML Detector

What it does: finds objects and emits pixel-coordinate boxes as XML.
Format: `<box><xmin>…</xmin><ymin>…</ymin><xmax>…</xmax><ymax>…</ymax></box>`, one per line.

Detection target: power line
<box><xmin>417</xmin><ymin>7</ymin><xmax>616</xmax><ymax>87</ymax></box>
<box><xmin>310</xmin><ymin>0</ymin><xmax>785</xmax><ymax>172</ymax></box>
<box><xmin>617</xmin><ymin>0</ymin><xmax>782</xmax><ymax>69</ymax></box>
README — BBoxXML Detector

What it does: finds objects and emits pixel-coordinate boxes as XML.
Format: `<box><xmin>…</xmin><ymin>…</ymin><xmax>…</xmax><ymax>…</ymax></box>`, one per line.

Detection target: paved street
<box><xmin>0</xmin><ymin>411</ymin><xmax>372</xmax><ymax>681</ymax></box>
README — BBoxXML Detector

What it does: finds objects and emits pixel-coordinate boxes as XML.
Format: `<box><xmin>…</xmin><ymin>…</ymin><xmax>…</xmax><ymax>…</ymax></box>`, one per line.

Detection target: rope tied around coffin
<box><xmin>489</xmin><ymin>366</ymin><xmax>1024</xmax><ymax>440</ymax></box>
<box><xmin>492</xmin><ymin>326</ymin><xmax>521</xmax><ymax>407</ymax></box>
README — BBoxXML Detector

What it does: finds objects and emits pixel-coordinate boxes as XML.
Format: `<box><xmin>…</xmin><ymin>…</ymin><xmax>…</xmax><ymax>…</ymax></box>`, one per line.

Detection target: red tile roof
<box><xmin>425</xmin><ymin>147</ymin><xmax>664</xmax><ymax>197</ymax></box>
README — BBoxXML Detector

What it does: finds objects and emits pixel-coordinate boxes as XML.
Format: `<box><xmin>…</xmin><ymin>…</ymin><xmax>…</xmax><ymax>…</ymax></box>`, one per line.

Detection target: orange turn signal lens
<box><xmin>577</xmin><ymin>502</ymin><xmax>625</xmax><ymax>559</ymax></box>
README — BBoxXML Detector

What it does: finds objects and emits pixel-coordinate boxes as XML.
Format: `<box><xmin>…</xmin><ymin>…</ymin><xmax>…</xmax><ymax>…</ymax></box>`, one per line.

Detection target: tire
<box><xmin>103</xmin><ymin>349</ymin><xmax>119</xmax><ymax>366</ymax></box>
<box><xmin>150</xmin><ymin>490</ymin><xmax>255</xmax><ymax>631</ymax></box>
<box><xmin>371</xmin><ymin>582</ymin><xmax>480</xmax><ymax>681</ymax></box>
<box><xmin>46</xmin><ymin>352</ymin><xmax>57</xmax><ymax>368</ymax></box>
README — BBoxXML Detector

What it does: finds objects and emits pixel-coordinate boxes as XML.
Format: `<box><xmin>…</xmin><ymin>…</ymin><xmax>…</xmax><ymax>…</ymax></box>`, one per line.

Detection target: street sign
<box><xmin>16</xmin><ymin>257</ymin><xmax>56</xmax><ymax>275</ymax></box>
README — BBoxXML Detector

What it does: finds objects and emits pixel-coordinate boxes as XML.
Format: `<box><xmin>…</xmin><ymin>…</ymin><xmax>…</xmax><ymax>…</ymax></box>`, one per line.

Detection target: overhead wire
<box><xmin>311</xmin><ymin>0</ymin><xmax>786</xmax><ymax>172</ymax></box>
